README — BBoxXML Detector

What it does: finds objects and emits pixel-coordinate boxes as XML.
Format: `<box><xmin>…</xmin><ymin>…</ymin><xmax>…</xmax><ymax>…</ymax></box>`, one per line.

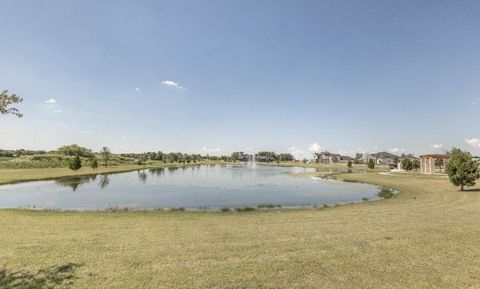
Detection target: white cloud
<box><xmin>389</xmin><ymin>147</ymin><xmax>405</xmax><ymax>153</ymax></box>
<box><xmin>465</xmin><ymin>138</ymin><xmax>480</xmax><ymax>148</ymax></box>
<box><xmin>162</xmin><ymin>80</ymin><xmax>187</xmax><ymax>90</ymax></box>
<box><xmin>202</xmin><ymin>146</ymin><xmax>221</xmax><ymax>153</ymax></box>
<box><xmin>473</xmin><ymin>97</ymin><xmax>480</xmax><ymax>105</ymax></box>
<box><xmin>44</xmin><ymin>98</ymin><xmax>56</xmax><ymax>104</ymax></box>
<box><xmin>432</xmin><ymin>144</ymin><xmax>443</xmax><ymax>149</ymax></box>
<box><xmin>135</xmin><ymin>87</ymin><xmax>141</xmax><ymax>92</ymax></box>
<box><xmin>52</xmin><ymin>110</ymin><xmax>62</xmax><ymax>113</ymax></box>
<box><xmin>288</xmin><ymin>146</ymin><xmax>305</xmax><ymax>160</ymax></box>
<box><xmin>309</xmin><ymin>142</ymin><xmax>323</xmax><ymax>152</ymax></box>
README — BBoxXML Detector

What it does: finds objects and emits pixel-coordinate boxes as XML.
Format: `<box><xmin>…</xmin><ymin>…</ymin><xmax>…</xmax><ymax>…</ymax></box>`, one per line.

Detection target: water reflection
<box><xmin>98</xmin><ymin>174</ymin><xmax>110</xmax><ymax>189</ymax></box>
<box><xmin>149</xmin><ymin>168</ymin><xmax>165</xmax><ymax>177</ymax></box>
<box><xmin>138</xmin><ymin>170</ymin><xmax>148</xmax><ymax>183</ymax></box>
<box><xmin>54</xmin><ymin>175</ymin><xmax>97</xmax><ymax>192</ymax></box>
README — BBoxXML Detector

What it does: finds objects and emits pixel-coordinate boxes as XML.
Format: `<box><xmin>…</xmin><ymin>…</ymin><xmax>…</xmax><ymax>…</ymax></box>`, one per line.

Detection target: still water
<box><xmin>0</xmin><ymin>165</ymin><xmax>380</xmax><ymax>210</ymax></box>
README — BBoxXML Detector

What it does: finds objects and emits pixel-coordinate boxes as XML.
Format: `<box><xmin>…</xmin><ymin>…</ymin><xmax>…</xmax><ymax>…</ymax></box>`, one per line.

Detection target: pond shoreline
<box><xmin>0</xmin><ymin>164</ymin><xmax>394</xmax><ymax>212</ymax></box>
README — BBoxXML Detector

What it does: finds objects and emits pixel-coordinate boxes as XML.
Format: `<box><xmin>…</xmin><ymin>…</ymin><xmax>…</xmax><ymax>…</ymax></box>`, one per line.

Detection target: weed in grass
<box><xmin>378</xmin><ymin>188</ymin><xmax>395</xmax><ymax>199</ymax></box>
<box><xmin>257</xmin><ymin>204</ymin><xmax>282</xmax><ymax>209</ymax></box>
<box><xmin>171</xmin><ymin>207</ymin><xmax>186</xmax><ymax>212</ymax></box>
<box><xmin>235</xmin><ymin>207</ymin><xmax>256</xmax><ymax>212</ymax></box>
<box><xmin>0</xmin><ymin>263</ymin><xmax>82</xmax><ymax>289</ymax></box>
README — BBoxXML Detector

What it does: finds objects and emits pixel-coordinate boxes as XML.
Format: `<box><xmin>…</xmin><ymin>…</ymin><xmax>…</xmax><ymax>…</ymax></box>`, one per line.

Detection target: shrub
<box><xmin>235</xmin><ymin>207</ymin><xmax>256</xmax><ymax>212</ymax></box>
<box><xmin>367</xmin><ymin>158</ymin><xmax>375</xmax><ymax>169</ymax></box>
<box><xmin>378</xmin><ymin>188</ymin><xmax>394</xmax><ymax>199</ymax></box>
<box><xmin>446</xmin><ymin>148</ymin><xmax>479</xmax><ymax>191</ymax></box>
<box><xmin>68</xmin><ymin>156</ymin><xmax>82</xmax><ymax>172</ymax></box>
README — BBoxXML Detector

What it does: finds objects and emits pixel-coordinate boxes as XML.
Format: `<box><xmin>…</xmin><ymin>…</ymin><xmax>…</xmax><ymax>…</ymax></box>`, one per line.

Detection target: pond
<box><xmin>0</xmin><ymin>165</ymin><xmax>381</xmax><ymax>210</ymax></box>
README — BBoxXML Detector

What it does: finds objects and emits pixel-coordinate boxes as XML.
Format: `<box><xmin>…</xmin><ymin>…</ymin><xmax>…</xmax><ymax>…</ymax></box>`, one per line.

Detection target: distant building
<box><xmin>369</xmin><ymin>152</ymin><xmax>398</xmax><ymax>165</ymax></box>
<box><xmin>313</xmin><ymin>152</ymin><xmax>354</xmax><ymax>165</ymax></box>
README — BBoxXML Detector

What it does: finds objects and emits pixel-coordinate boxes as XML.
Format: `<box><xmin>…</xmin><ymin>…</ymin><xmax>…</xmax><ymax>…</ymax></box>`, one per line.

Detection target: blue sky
<box><xmin>1</xmin><ymin>0</ymin><xmax>479</xmax><ymax>158</ymax></box>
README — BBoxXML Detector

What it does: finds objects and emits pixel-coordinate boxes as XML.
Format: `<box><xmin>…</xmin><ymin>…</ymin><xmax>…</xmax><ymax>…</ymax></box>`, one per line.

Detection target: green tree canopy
<box><xmin>402</xmin><ymin>159</ymin><xmax>413</xmax><ymax>171</ymax></box>
<box><xmin>231</xmin><ymin>152</ymin><xmax>244</xmax><ymax>163</ymax></box>
<box><xmin>445</xmin><ymin>148</ymin><xmax>479</xmax><ymax>191</ymax></box>
<box><xmin>101</xmin><ymin>146</ymin><xmax>111</xmax><ymax>167</ymax></box>
<box><xmin>57</xmin><ymin>144</ymin><xmax>93</xmax><ymax>158</ymax></box>
<box><xmin>0</xmin><ymin>90</ymin><xmax>23</xmax><ymax>117</ymax></box>
<box><xmin>90</xmin><ymin>158</ymin><xmax>98</xmax><ymax>169</ymax></box>
<box><xmin>367</xmin><ymin>158</ymin><xmax>375</xmax><ymax>169</ymax></box>
<box><xmin>68</xmin><ymin>155</ymin><xmax>82</xmax><ymax>172</ymax></box>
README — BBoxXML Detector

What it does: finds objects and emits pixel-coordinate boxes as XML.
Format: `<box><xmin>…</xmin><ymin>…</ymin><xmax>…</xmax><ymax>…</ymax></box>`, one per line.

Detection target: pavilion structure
<box><xmin>419</xmin><ymin>154</ymin><xmax>450</xmax><ymax>174</ymax></box>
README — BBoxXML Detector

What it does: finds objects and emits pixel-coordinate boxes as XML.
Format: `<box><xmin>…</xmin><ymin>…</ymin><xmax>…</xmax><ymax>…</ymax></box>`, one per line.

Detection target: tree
<box><xmin>231</xmin><ymin>152</ymin><xmax>244</xmax><ymax>163</ymax></box>
<box><xmin>101</xmin><ymin>146</ymin><xmax>111</xmax><ymax>167</ymax></box>
<box><xmin>367</xmin><ymin>158</ymin><xmax>375</xmax><ymax>169</ymax></box>
<box><xmin>277</xmin><ymin>153</ymin><xmax>294</xmax><ymax>162</ymax></box>
<box><xmin>57</xmin><ymin>144</ymin><xmax>93</xmax><ymax>158</ymax></box>
<box><xmin>412</xmin><ymin>159</ymin><xmax>420</xmax><ymax>170</ymax></box>
<box><xmin>68</xmin><ymin>155</ymin><xmax>82</xmax><ymax>172</ymax></box>
<box><xmin>90</xmin><ymin>158</ymin><xmax>98</xmax><ymax>169</ymax></box>
<box><xmin>435</xmin><ymin>158</ymin><xmax>444</xmax><ymax>171</ymax></box>
<box><xmin>347</xmin><ymin>160</ymin><xmax>353</xmax><ymax>168</ymax></box>
<box><xmin>445</xmin><ymin>148</ymin><xmax>479</xmax><ymax>191</ymax></box>
<box><xmin>402</xmin><ymin>159</ymin><xmax>413</xmax><ymax>171</ymax></box>
<box><xmin>0</xmin><ymin>90</ymin><xmax>23</xmax><ymax>117</ymax></box>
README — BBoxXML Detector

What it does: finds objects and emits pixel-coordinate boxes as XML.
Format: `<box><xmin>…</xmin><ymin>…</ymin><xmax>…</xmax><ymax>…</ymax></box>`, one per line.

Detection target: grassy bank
<box><xmin>260</xmin><ymin>161</ymin><xmax>390</xmax><ymax>172</ymax></box>
<box><xmin>0</xmin><ymin>161</ymin><xmax>222</xmax><ymax>185</ymax></box>
<box><xmin>0</xmin><ymin>172</ymin><xmax>479</xmax><ymax>288</ymax></box>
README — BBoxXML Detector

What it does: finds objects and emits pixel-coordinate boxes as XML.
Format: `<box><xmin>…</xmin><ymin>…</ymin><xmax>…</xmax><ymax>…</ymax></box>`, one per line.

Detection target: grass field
<box><xmin>0</xmin><ymin>161</ymin><xmax>220</xmax><ymax>185</ymax></box>
<box><xmin>1</xmin><ymin>170</ymin><xmax>479</xmax><ymax>288</ymax></box>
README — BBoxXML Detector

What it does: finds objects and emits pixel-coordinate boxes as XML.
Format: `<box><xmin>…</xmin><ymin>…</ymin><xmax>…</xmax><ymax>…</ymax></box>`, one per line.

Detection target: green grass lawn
<box><xmin>0</xmin><ymin>171</ymin><xmax>479</xmax><ymax>288</ymax></box>
<box><xmin>0</xmin><ymin>161</ymin><xmax>221</xmax><ymax>185</ymax></box>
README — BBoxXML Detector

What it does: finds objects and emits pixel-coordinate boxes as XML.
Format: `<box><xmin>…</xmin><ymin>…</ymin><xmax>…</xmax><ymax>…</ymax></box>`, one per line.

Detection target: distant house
<box><xmin>369</xmin><ymin>152</ymin><xmax>398</xmax><ymax>166</ymax></box>
<box><xmin>314</xmin><ymin>152</ymin><xmax>354</xmax><ymax>165</ymax></box>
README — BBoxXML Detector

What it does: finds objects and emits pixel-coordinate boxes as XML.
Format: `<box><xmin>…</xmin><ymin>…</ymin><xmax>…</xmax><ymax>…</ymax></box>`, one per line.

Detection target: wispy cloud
<box><xmin>43</xmin><ymin>98</ymin><xmax>61</xmax><ymax>113</ymax></box>
<box><xmin>465</xmin><ymin>138</ymin><xmax>480</xmax><ymax>148</ymax></box>
<box><xmin>309</xmin><ymin>142</ymin><xmax>323</xmax><ymax>152</ymax></box>
<box><xmin>389</xmin><ymin>147</ymin><xmax>405</xmax><ymax>153</ymax></box>
<box><xmin>473</xmin><ymin>97</ymin><xmax>480</xmax><ymax>105</ymax></box>
<box><xmin>135</xmin><ymin>87</ymin><xmax>141</xmax><ymax>92</ymax></box>
<box><xmin>162</xmin><ymin>80</ymin><xmax>187</xmax><ymax>90</ymax></box>
<box><xmin>432</xmin><ymin>144</ymin><xmax>443</xmax><ymax>149</ymax></box>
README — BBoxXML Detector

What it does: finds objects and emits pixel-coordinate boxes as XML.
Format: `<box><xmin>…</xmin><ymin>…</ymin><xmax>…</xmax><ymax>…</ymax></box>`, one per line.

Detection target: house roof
<box><xmin>314</xmin><ymin>151</ymin><xmax>337</xmax><ymax>157</ymax></box>
<box><xmin>370</xmin><ymin>152</ymin><xmax>398</xmax><ymax>159</ymax></box>
<box><xmin>339</xmin><ymin>155</ymin><xmax>354</xmax><ymax>160</ymax></box>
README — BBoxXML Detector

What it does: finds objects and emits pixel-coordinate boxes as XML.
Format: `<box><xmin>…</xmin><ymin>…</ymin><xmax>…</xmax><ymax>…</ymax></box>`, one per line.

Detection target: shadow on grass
<box><xmin>0</xmin><ymin>263</ymin><xmax>82</xmax><ymax>289</ymax></box>
<box><xmin>463</xmin><ymin>188</ymin><xmax>480</xmax><ymax>192</ymax></box>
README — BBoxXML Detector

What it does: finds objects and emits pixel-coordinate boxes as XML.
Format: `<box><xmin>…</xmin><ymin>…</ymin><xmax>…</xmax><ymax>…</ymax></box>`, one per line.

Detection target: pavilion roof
<box><xmin>419</xmin><ymin>154</ymin><xmax>449</xmax><ymax>159</ymax></box>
